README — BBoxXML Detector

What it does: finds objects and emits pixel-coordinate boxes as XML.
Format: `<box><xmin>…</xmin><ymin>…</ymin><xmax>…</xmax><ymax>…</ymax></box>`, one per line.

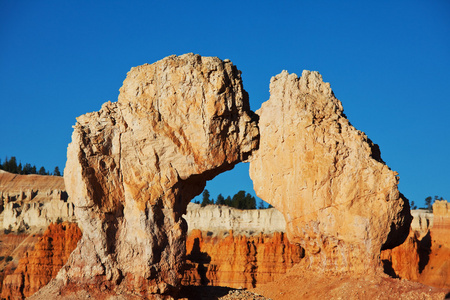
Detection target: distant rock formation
<box><xmin>249</xmin><ymin>70</ymin><xmax>412</xmax><ymax>274</ymax></box>
<box><xmin>410</xmin><ymin>209</ymin><xmax>433</xmax><ymax>238</ymax></box>
<box><xmin>184</xmin><ymin>202</ymin><xmax>285</xmax><ymax>236</ymax></box>
<box><xmin>382</xmin><ymin>200</ymin><xmax>450</xmax><ymax>289</ymax></box>
<box><xmin>34</xmin><ymin>54</ymin><xmax>258</xmax><ymax>298</ymax></box>
<box><xmin>0</xmin><ymin>171</ymin><xmax>75</xmax><ymax>231</ymax></box>
<box><xmin>1</xmin><ymin>223</ymin><xmax>81</xmax><ymax>299</ymax></box>
<box><xmin>182</xmin><ymin>203</ymin><xmax>301</xmax><ymax>290</ymax></box>
<box><xmin>182</xmin><ymin>229</ymin><xmax>303</xmax><ymax>289</ymax></box>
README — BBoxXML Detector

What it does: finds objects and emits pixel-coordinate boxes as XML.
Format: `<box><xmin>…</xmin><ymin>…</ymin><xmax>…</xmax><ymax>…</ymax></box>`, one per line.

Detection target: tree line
<box><xmin>194</xmin><ymin>189</ymin><xmax>273</xmax><ymax>210</ymax></box>
<box><xmin>0</xmin><ymin>156</ymin><xmax>62</xmax><ymax>176</ymax></box>
<box><xmin>409</xmin><ymin>195</ymin><xmax>445</xmax><ymax>212</ymax></box>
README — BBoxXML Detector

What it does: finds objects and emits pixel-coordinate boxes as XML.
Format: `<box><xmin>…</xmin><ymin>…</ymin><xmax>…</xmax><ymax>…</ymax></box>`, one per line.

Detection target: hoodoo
<box><xmin>29</xmin><ymin>55</ymin><xmax>422</xmax><ymax>299</ymax></box>
<box><xmin>249</xmin><ymin>70</ymin><xmax>412</xmax><ymax>274</ymax></box>
<box><xmin>33</xmin><ymin>54</ymin><xmax>259</xmax><ymax>298</ymax></box>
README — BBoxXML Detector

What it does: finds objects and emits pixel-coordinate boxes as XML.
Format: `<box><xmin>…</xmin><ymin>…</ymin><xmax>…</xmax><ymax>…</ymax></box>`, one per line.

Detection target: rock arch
<box><xmin>32</xmin><ymin>54</ymin><xmax>410</xmax><ymax>299</ymax></box>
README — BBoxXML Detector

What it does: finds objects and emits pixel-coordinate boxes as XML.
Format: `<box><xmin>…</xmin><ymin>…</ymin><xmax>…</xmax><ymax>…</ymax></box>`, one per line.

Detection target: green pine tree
<box><xmin>201</xmin><ymin>189</ymin><xmax>211</xmax><ymax>207</ymax></box>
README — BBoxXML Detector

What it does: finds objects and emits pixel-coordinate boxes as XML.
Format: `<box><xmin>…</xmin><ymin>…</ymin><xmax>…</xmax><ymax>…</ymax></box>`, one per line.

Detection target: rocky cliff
<box><xmin>249</xmin><ymin>70</ymin><xmax>411</xmax><ymax>274</ymax></box>
<box><xmin>382</xmin><ymin>200</ymin><xmax>450</xmax><ymax>289</ymax></box>
<box><xmin>184</xmin><ymin>202</ymin><xmax>285</xmax><ymax>236</ymax></box>
<box><xmin>0</xmin><ymin>170</ymin><xmax>75</xmax><ymax>231</ymax></box>
<box><xmin>0</xmin><ymin>203</ymin><xmax>293</xmax><ymax>298</ymax></box>
<box><xmin>183</xmin><ymin>229</ymin><xmax>303</xmax><ymax>289</ymax></box>
<box><xmin>0</xmin><ymin>232</ymin><xmax>42</xmax><ymax>297</ymax></box>
<box><xmin>33</xmin><ymin>53</ymin><xmax>258</xmax><ymax>299</ymax></box>
<box><xmin>182</xmin><ymin>203</ymin><xmax>302</xmax><ymax>290</ymax></box>
<box><xmin>1</xmin><ymin>222</ymin><xmax>81</xmax><ymax>299</ymax></box>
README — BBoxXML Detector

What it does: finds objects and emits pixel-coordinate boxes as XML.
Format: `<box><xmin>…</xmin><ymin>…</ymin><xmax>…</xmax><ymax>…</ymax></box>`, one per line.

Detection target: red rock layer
<box><xmin>0</xmin><ymin>233</ymin><xmax>42</xmax><ymax>296</ymax></box>
<box><xmin>1</xmin><ymin>222</ymin><xmax>82</xmax><ymax>299</ymax></box>
<box><xmin>182</xmin><ymin>229</ymin><xmax>304</xmax><ymax>289</ymax></box>
<box><xmin>419</xmin><ymin>201</ymin><xmax>450</xmax><ymax>288</ymax></box>
<box><xmin>381</xmin><ymin>229</ymin><xmax>421</xmax><ymax>281</ymax></box>
<box><xmin>382</xmin><ymin>201</ymin><xmax>450</xmax><ymax>289</ymax></box>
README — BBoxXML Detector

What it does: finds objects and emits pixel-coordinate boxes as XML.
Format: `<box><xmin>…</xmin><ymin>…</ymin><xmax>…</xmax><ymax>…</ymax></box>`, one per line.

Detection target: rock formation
<box><xmin>1</xmin><ymin>222</ymin><xmax>81</xmax><ymax>299</ymax></box>
<box><xmin>182</xmin><ymin>229</ymin><xmax>303</xmax><ymax>289</ymax></box>
<box><xmin>249</xmin><ymin>70</ymin><xmax>412</xmax><ymax>274</ymax></box>
<box><xmin>35</xmin><ymin>54</ymin><xmax>258</xmax><ymax>298</ymax></box>
<box><xmin>382</xmin><ymin>200</ymin><xmax>450</xmax><ymax>289</ymax></box>
<box><xmin>0</xmin><ymin>232</ymin><xmax>43</xmax><ymax>296</ymax></box>
<box><xmin>0</xmin><ymin>170</ymin><xmax>75</xmax><ymax>231</ymax></box>
<box><xmin>410</xmin><ymin>209</ymin><xmax>433</xmax><ymax>238</ymax></box>
<box><xmin>184</xmin><ymin>202</ymin><xmax>285</xmax><ymax>236</ymax></box>
<box><xmin>182</xmin><ymin>203</ymin><xmax>302</xmax><ymax>289</ymax></box>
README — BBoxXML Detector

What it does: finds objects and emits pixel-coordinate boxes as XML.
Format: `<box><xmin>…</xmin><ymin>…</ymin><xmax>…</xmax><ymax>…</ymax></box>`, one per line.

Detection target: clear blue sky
<box><xmin>1</xmin><ymin>1</ymin><xmax>449</xmax><ymax>208</ymax></box>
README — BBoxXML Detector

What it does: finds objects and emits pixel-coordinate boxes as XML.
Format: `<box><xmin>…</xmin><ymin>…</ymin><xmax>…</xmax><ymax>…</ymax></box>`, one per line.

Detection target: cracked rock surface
<box><xmin>249</xmin><ymin>70</ymin><xmax>412</xmax><ymax>274</ymax></box>
<box><xmin>33</xmin><ymin>53</ymin><xmax>258</xmax><ymax>299</ymax></box>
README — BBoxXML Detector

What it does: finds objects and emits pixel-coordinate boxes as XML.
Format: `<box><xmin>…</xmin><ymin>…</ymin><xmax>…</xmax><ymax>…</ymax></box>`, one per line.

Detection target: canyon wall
<box><xmin>0</xmin><ymin>170</ymin><xmax>75</xmax><ymax>231</ymax></box>
<box><xmin>184</xmin><ymin>202</ymin><xmax>285</xmax><ymax>236</ymax></box>
<box><xmin>0</xmin><ymin>203</ymin><xmax>295</xmax><ymax>298</ymax></box>
<box><xmin>183</xmin><ymin>229</ymin><xmax>303</xmax><ymax>289</ymax></box>
<box><xmin>249</xmin><ymin>70</ymin><xmax>411</xmax><ymax>274</ymax></box>
<box><xmin>1</xmin><ymin>222</ymin><xmax>81</xmax><ymax>299</ymax></box>
<box><xmin>382</xmin><ymin>200</ymin><xmax>450</xmax><ymax>289</ymax></box>
<box><xmin>182</xmin><ymin>203</ymin><xmax>302</xmax><ymax>290</ymax></box>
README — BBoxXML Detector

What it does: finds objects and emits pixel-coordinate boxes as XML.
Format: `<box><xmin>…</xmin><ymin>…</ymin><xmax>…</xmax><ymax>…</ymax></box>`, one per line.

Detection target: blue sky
<box><xmin>1</xmin><ymin>1</ymin><xmax>449</xmax><ymax>208</ymax></box>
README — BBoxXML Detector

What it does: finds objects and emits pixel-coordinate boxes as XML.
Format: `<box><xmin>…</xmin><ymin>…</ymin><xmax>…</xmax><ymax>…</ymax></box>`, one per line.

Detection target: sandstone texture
<box><xmin>381</xmin><ymin>229</ymin><xmax>422</xmax><ymax>281</ymax></box>
<box><xmin>410</xmin><ymin>209</ymin><xmax>433</xmax><ymax>238</ymax></box>
<box><xmin>0</xmin><ymin>171</ymin><xmax>75</xmax><ymax>231</ymax></box>
<box><xmin>382</xmin><ymin>200</ymin><xmax>450</xmax><ymax>289</ymax></box>
<box><xmin>182</xmin><ymin>229</ymin><xmax>304</xmax><ymax>289</ymax></box>
<box><xmin>184</xmin><ymin>202</ymin><xmax>285</xmax><ymax>236</ymax></box>
<box><xmin>1</xmin><ymin>222</ymin><xmax>81</xmax><ymax>299</ymax></box>
<box><xmin>251</xmin><ymin>264</ymin><xmax>449</xmax><ymax>300</ymax></box>
<box><xmin>36</xmin><ymin>54</ymin><xmax>258</xmax><ymax>298</ymax></box>
<box><xmin>249</xmin><ymin>70</ymin><xmax>412</xmax><ymax>274</ymax></box>
<box><xmin>0</xmin><ymin>232</ymin><xmax>42</xmax><ymax>296</ymax></box>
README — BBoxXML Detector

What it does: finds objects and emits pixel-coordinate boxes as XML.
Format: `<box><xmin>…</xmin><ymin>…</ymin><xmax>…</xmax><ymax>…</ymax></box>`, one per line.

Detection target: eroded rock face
<box><xmin>182</xmin><ymin>229</ymin><xmax>304</xmax><ymax>289</ymax></box>
<box><xmin>1</xmin><ymin>223</ymin><xmax>82</xmax><ymax>299</ymax></box>
<box><xmin>0</xmin><ymin>171</ymin><xmax>74</xmax><ymax>231</ymax></box>
<box><xmin>43</xmin><ymin>54</ymin><xmax>258</xmax><ymax>298</ymax></box>
<box><xmin>184</xmin><ymin>202</ymin><xmax>285</xmax><ymax>236</ymax></box>
<box><xmin>249</xmin><ymin>70</ymin><xmax>412</xmax><ymax>274</ymax></box>
<box><xmin>382</xmin><ymin>201</ymin><xmax>450</xmax><ymax>289</ymax></box>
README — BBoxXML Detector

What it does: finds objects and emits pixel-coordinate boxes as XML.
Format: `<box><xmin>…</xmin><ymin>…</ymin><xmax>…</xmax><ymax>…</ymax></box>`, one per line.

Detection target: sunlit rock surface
<box><xmin>184</xmin><ymin>202</ymin><xmax>285</xmax><ymax>236</ymax></box>
<box><xmin>249</xmin><ymin>70</ymin><xmax>412</xmax><ymax>274</ymax></box>
<box><xmin>1</xmin><ymin>223</ymin><xmax>81</xmax><ymax>299</ymax></box>
<box><xmin>0</xmin><ymin>170</ymin><xmax>74</xmax><ymax>231</ymax></box>
<box><xmin>382</xmin><ymin>200</ymin><xmax>450</xmax><ymax>289</ymax></box>
<box><xmin>33</xmin><ymin>53</ymin><xmax>258</xmax><ymax>299</ymax></box>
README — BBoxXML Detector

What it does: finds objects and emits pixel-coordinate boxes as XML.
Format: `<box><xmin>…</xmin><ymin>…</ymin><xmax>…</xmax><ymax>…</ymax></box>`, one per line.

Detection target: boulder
<box><xmin>249</xmin><ymin>70</ymin><xmax>412</xmax><ymax>274</ymax></box>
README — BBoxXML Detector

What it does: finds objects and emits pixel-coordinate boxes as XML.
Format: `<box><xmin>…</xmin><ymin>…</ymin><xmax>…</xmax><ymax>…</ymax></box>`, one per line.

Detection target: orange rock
<box><xmin>182</xmin><ymin>229</ymin><xmax>304</xmax><ymax>289</ymax></box>
<box><xmin>381</xmin><ymin>201</ymin><xmax>450</xmax><ymax>289</ymax></box>
<box><xmin>250</xmin><ymin>70</ymin><xmax>411</xmax><ymax>274</ymax></box>
<box><xmin>419</xmin><ymin>201</ymin><xmax>450</xmax><ymax>289</ymax></box>
<box><xmin>44</xmin><ymin>53</ymin><xmax>259</xmax><ymax>299</ymax></box>
<box><xmin>381</xmin><ymin>229</ymin><xmax>421</xmax><ymax>281</ymax></box>
<box><xmin>1</xmin><ymin>222</ymin><xmax>82</xmax><ymax>299</ymax></box>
